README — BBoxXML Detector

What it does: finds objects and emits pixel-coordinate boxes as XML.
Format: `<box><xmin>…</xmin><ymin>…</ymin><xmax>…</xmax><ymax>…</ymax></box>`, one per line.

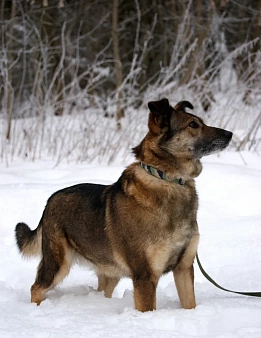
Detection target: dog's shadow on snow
<box><xmin>45</xmin><ymin>284</ymin><xmax>134</xmax><ymax>312</ymax></box>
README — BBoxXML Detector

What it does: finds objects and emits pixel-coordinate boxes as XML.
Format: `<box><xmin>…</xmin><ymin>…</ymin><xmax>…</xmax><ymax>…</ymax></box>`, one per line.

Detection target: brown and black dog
<box><xmin>15</xmin><ymin>98</ymin><xmax>232</xmax><ymax>312</ymax></box>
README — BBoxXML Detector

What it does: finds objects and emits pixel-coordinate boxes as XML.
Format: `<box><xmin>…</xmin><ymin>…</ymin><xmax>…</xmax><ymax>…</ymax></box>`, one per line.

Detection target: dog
<box><xmin>15</xmin><ymin>98</ymin><xmax>232</xmax><ymax>312</ymax></box>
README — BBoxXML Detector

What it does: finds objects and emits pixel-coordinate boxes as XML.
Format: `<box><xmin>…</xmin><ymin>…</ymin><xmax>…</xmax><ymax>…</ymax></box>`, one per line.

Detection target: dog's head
<box><xmin>134</xmin><ymin>98</ymin><xmax>233</xmax><ymax>160</ymax></box>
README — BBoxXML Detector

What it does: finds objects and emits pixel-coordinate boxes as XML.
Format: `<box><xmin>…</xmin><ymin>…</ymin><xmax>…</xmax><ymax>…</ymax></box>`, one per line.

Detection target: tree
<box><xmin>112</xmin><ymin>0</ymin><xmax>124</xmax><ymax>123</ymax></box>
<box><xmin>217</xmin><ymin>0</ymin><xmax>261</xmax><ymax>104</ymax></box>
<box><xmin>5</xmin><ymin>0</ymin><xmax>16</xmax><ymax>140</ymax></box>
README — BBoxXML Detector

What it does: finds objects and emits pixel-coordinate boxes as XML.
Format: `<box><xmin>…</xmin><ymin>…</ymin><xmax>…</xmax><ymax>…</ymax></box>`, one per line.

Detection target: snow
<box><xmin>1</xmin><ymin>151</ymin><xmax>261</xmax><ymax>337</ymax></box>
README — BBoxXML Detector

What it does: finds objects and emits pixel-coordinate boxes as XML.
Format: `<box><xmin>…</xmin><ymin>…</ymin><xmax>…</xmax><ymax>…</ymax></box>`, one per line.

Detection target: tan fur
<box><xmin>97</xmin><ymin>275</ymin><xmax>120</xmax><ymax>298</ymax></box>
<box><xmin>15</xmin><ymin>98</ymin><xmax>232</xmax><ymax>312</ymax></box>
<box><xmin>174</xmin><ymin>234</ymin><xmax>199</xmax><ymax>309</ymax></box>
<box><xmin>21</xmin><ymin>230</ymin><xmax>42</xmax><ymax>258</ymax></box>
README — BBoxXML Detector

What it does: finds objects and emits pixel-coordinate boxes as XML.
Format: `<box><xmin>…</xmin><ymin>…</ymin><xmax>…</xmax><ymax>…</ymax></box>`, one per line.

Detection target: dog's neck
<box><xmin>140</xmin><ymin>162</ymin><xmax>185</xmax><ymax>185</ymax></box>
<box><xmin>133</xmin><ymin>138</ymin><xmax>203</xmax><ymax>181</ymax></box>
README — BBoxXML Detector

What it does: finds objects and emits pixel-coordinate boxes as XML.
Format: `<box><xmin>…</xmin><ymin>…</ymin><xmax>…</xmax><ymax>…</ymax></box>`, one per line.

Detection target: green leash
<box><xmin>196</xmin><ymin>253</ymin><xmax>261</xmax><ymax>297</ymax></box>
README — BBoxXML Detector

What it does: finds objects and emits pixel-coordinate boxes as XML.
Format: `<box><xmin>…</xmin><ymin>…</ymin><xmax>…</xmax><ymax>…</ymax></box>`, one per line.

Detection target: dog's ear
<box><xmin>174</xmin><ymin>101</ymin><xmax>194</xmax><ymax>111</ymax></box>
<box><xmin>148</xmin><ymin>98</ymin><xmax>171</xmax><ymax>134</ymax></box>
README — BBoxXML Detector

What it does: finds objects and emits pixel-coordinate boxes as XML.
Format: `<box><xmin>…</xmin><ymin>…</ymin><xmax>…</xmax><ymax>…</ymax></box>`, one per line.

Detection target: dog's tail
<box><xmin>15</xmin><ymin>219</ymin><xmax>43</xmax><ymax>258</ymax></box>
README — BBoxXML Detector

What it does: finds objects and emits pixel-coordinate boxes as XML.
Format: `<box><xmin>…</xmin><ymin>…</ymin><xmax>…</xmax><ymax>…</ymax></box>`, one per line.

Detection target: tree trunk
<box><xmin>6</xmin><ymin>0</ymin><xmax>16</xmax><ymax>140</ymax></box>
<box><xmin>242</xmin><ymin>0</ymin><xmax>261</xmax><ymax>105</ymax></box>
<box><xmin>179</xmin><ymin>0</ymin><xmax>215</xmax><ymax>111</ymax></box>
<box><xmin>112</xmin><ymin>0</ymin><xmax>124</xmax><ymax>123</ymax></box>
<box><xmin>40</xmin><ymin>6</ymin><xmax>64</xmax><ymax>116</ymax></box>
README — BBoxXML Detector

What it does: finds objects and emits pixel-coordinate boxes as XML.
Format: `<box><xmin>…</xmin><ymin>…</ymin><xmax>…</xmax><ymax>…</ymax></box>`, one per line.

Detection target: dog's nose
<box><xmin>224</xmin><ymin>130</ymin><xmax>233</xmax><ymax>140</ymax></box>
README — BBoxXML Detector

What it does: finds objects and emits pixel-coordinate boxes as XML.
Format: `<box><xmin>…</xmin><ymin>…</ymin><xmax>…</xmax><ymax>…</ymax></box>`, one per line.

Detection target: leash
<box><xmin>196</xmin><ymin>253</ymin><xmax>261</xmax><ymax>297</ymax></box>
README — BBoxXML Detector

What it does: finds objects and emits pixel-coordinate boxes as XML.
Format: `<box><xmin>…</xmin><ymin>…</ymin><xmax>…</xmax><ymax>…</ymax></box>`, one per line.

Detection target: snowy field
<box><xmin>0</xmin><ymin>151</ymin><xmax>261</xmax><ymax>338</ymax></box>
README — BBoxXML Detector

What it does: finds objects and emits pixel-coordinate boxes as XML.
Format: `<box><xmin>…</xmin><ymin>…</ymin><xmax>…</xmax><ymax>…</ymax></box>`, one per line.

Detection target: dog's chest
<box><xmin>146</xmin><ymin>224</ymin><xmax>195</xmax><ymax>276</ymax></box>
<box><xmin>144</xmin><ymin>186</ymin><xmax>198</xmax><ymax>275</ymax></box>
<box><xmin>152</xmin><ymin>183</ymin><xmax>198</xmax><ymax>228</ymax></box>
<box><xmin>129</xmin><ymin>196</ymin><xmax>198</xmax><ymax>277</ymax></box>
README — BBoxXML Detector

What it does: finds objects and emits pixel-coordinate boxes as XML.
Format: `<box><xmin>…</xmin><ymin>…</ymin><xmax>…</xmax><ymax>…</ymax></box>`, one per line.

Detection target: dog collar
<box><xmin>140</xmin><ymin>163</ymin><xmax>185</xmax><ymax>185</ymax></box>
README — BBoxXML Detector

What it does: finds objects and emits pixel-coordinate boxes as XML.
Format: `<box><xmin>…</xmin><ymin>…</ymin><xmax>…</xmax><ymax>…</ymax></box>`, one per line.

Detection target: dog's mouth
<box><xmin>194</xmin><ymin>130</ymin><xmax>233</xmax><ymax>158</ymax></box>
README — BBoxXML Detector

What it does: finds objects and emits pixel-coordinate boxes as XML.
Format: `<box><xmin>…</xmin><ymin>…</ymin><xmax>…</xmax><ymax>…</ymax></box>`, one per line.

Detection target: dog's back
<box><xmin>16</xmin><ymin>183</ymin><xmax>115</xmax><ymax>263</ymax></box>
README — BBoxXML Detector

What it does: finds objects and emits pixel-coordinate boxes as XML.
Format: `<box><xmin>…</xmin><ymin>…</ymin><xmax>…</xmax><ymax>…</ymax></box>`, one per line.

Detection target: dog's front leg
<box><xmin>173</xmin><ymin>234</ymin><xmax>199</xmax><ymax>309</ymax></box>
<box><xmin>173</xmin><ymin>264</ymin><xmax>196</xmax><ymax>309</ymax></box>
<box><xmin>133</xmin><ymin>276</ymin><xmax>158</xmax><ymax>312</ymax></box>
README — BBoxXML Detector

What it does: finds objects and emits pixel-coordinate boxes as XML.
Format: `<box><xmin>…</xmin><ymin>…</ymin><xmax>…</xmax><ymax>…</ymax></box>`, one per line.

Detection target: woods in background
<box><xmin>0</xmin><ymin>0</ymin><xmax>260</xmax><ymax>161</ymax></box>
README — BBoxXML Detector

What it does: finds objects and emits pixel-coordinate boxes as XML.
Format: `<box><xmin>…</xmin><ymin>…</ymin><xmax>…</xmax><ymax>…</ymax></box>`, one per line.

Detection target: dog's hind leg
<box><xmin>31</xmin><ymin>236</ymin><xmax>72</xmax><ymax>305</ymax></box>
<box><xmin>173</xmin><ymin>234</ymin><xmax>199</xmax><ymax>309</ymax></box>
<box><xmin>97</xmin><ymin>274</ymin><xmax>120</xmax><ymax>298</ymax></box>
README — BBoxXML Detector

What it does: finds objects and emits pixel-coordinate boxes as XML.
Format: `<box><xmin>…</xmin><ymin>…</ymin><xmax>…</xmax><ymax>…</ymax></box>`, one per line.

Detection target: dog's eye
<box><xmin>189</xmin><ymin>121</ymin><xmax>199</xmax><ymax>129</ymax></box>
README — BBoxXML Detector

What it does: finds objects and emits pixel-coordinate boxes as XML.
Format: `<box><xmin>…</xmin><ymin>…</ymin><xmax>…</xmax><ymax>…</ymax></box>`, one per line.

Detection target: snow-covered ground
<box><xmin>1</xmin><ymin>151</ymin><xmax>261</xmax><ymax>338</ymax></box>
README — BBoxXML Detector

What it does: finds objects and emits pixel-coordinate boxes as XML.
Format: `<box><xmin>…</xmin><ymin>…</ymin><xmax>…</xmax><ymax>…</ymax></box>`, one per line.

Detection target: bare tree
<box><xmin>5</xmin><ymin>0</ymin><xmax>16</xmax><ymax>140</ymax></box>
<box><xmin>112</xmin><ymin>0</ymin><xmax>124</xmax><ymax>123</ymax></box>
